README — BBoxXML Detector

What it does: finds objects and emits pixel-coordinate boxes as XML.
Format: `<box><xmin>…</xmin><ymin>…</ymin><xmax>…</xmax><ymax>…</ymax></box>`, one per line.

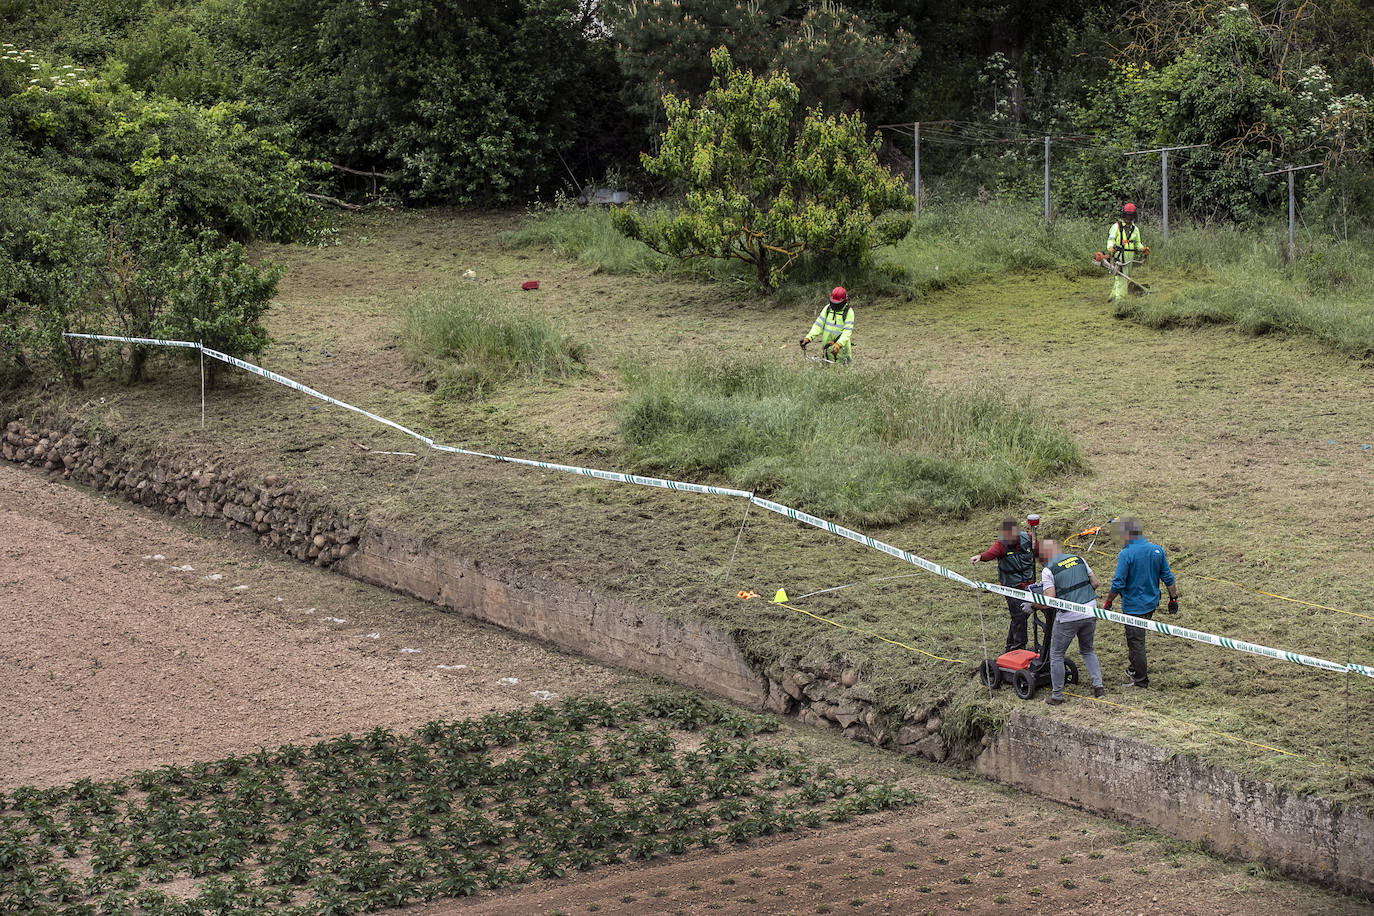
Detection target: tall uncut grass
<box><xmin>503</xmin><ymin>206</ymin><xmax>666</xmax><ymax>276</ymax></box>
<box><xmin>620</xmin><ymin>359</ymin><xmax>1084</xmax><ymax>525</ymax></box>
<box><xmin>510</xmin><ymin>199</ymin><xmax>1374</xmax><ymax>356</ymax></box>
<box><xmin>880</xmin><ymin>200</ymin><xmax>1101</xmax><ymax>293</ymax></box>
<box><xmin>1114</xmin><ymin>232</ymin><xmax>1374</xmax><ymax>357</ymax></box>
<box><xmin>403</xmin><ymin>285</ymin><xmax>586</xmax><ymax>399</ymax></box>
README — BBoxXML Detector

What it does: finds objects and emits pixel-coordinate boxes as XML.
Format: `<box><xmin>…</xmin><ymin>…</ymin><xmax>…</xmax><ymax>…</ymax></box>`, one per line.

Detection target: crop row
<box><xmin>0</xmin><ymin>692</ymin><xmax>918</xmax><ymax>915</ymax></box>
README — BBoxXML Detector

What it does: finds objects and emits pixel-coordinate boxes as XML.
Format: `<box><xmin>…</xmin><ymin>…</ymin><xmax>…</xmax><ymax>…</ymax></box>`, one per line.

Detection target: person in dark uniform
<box><xmin>971</xmin><ymin>517</ymin><xmax>1037</xmax><ymax>652</ymax></box>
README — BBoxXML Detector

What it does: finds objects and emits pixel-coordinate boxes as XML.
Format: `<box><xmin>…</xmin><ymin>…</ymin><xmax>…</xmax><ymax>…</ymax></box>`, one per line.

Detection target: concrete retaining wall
<box><xmin>975</xmin><ymin>711</ymin><xmax>1374</xmax><ymax>893</ymax></box>
<box><xmin>3</xmin><ymin>411</ymin><xmax>1370</xmax><ymax>894</ymax></box>
<box><xmin>338</xmin><ymin>526</ymin><xmax>766</xmax><ymax>706</ymax></box>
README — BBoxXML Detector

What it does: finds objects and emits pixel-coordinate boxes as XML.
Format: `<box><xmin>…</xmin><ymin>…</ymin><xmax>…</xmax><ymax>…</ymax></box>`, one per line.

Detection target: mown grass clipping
<box><xmin>620</xmin><ymin>360</ymin><xmax>1083</xmax><ymax>525</ymax></box>
<box><xmin>403</xmin><ymin>284</ymin><xmax>586</xmax><ymax>399</ymax></box>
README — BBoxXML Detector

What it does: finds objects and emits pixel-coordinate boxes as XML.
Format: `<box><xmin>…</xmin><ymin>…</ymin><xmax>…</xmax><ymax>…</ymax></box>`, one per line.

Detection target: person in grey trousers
<box><xmin>1037</xmin><ymin>538</ymin><xmax>1106</xmax><ymax>705</ymax></box>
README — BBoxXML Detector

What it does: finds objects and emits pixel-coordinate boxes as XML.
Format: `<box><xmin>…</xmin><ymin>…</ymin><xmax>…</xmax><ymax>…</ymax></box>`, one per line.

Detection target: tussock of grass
<box><xmin>619</xmin><ymin>359</ymin><xmax>1084</xmax><ymax>525</ymax></box>
<box><xmin>881</xmin><ymin>202</ymin><xmax>1101</xmax><ymax>294</ymax></box>
<box><xmin>403</xmin><ymin>284</ymin><xmax>586</xmax><ymax>399</ymax></box>
<box><xmin>504</xmin><ymin>206</ymin><xmax>667</xmax><ymax>276</ymax></box>
<box><xmin>1115</xmin><ymin>247</ymin><xmax>1374</xmax><ymax>358</ymax></box>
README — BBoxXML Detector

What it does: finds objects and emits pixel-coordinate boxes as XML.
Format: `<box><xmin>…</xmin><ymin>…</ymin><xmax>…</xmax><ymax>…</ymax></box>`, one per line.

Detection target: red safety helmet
<box><xmin>829</xmin><ymin>286</ymin><xmax>848</xmax><ymax>305</ymax></box>
<box><xmin>1122</xmin><ymin>203</ymin><xmax>1137</xmax><ymax>216</ymax></box>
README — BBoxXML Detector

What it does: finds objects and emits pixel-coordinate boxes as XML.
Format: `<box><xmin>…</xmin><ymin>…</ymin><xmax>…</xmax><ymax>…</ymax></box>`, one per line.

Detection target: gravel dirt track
<box><xmin>1</xmin><ymin>462</ymin><xmax>1367</xmax><ymax>915</ymax></box>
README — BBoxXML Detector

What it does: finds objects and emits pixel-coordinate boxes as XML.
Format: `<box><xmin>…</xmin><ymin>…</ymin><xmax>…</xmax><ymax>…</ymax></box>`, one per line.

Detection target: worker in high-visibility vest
<box><xmin>800</xmin><ymin>287</ymin><xmax>853</xmax><ymax>364</ymax></box>
<box><xmin>1106</xmin><ymin>203</ymin><xmax>1150</xmax><ymax>301</ymax></box>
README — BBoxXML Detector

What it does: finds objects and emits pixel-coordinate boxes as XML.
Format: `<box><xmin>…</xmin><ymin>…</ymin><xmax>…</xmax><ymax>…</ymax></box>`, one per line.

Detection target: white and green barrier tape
<box><xmin>974</xmin><ymin>579</ymin><xmax>1374</xmax><ymax>679</ymax></box>
<box><xmin>65</xmin><ymin>332</ymin><xmax>202</xmax><ymax>350</ymax></box>
<box><xmin>63</xmin><ymin>332</ymin><xmax>1374</xmax><ymax>681</ymax></box>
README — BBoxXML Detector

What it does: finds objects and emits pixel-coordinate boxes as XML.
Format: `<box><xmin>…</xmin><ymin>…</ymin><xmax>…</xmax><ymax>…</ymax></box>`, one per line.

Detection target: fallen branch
<box><xmin>330</xmin><ymin>163</ymin><xmax>398</xmax><ymax>180</ymax></box>
<box><xmin>304</xmin><ymin>192</ymin><xmax>363</xmax><ymax>211</ymax></box>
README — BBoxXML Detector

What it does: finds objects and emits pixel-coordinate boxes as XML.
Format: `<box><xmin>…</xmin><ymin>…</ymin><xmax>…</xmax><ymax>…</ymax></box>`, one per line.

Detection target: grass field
<box><xmin>13</xmin><ymin>203</ymin><xmax>1372</xmax><ymax>806</ymax></box>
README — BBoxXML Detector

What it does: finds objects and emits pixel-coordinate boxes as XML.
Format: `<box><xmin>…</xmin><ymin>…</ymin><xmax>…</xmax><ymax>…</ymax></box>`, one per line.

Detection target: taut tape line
<box><xmin>749</xmin><ymin>496</ymin><xmax>976</xmax><ymax>588</ymax></box>
<box><xmin>428</xmin><ymin>443</ymin><xmax>753</xmax><ymax>498</ymax></box>
<box><xmin>200</xmin><ymin>347</ymin><xmax>435</xmax><ymax>446</ymax></box>
<box><xmin>65</xmin><ymin>332</ymin><xmax>202</xmax><ymax>349</ymax></box>
<box><xmin>974</xmin><ymin>579</ymin><xmax>1360</xmax><ymax>678</ymax></box>
<box><xmin>61</xmin><ymin>332</ymin><xmax>1374</xmax><ymax>681</ymax></box>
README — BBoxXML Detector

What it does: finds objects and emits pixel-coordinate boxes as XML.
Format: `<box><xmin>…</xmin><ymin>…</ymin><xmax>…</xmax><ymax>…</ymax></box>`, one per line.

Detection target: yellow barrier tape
<box><xmin>1061</xmin><ymin>689</ymin><xmax>1304</xmax><ymax>759</ymax></box>
<box><xmin>1190</xmin><ymin>574</ymin><xmax>1374</xmax><ymax>623</ymax></box>
<box><xmin>748</xmin><ymin>595</ymin><xmax>964</xmax><ymax>665</ymax></box>
<box><xmin>745</xmin><ymin>597</ymin><xmax>1313</xmax><ymax>764</ymax></box>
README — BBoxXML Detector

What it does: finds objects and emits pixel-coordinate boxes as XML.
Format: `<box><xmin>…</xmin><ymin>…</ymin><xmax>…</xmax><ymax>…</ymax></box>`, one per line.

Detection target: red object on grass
<box><xmin>521</xmin><ymin>280</ymin><xmax>539</xmax><ymax>291</ymax></box>
<box><xmin>996</xmin><ymin>649</ymin><xmax>1039</xmax><ymax>671</ymax></box>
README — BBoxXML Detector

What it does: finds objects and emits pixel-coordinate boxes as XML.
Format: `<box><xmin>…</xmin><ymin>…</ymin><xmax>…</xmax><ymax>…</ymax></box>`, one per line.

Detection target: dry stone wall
<box><xmin>3</xmin><ymin>417</ymin><xmax>362</xmax><ymax>567</ymax></box>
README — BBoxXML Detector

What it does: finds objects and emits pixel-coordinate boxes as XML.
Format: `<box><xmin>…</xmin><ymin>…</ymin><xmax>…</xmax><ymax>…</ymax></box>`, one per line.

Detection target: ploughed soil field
<box><xmin>1</xmin><ymin>461</ymin><xmax>1366</xmax><ymax>915</ymax></box>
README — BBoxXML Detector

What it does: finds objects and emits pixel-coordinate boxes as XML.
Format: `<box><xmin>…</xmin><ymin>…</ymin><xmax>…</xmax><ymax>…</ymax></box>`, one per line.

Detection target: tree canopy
<box><xmin>1</xmin><ymin>0</ymin><xmax>1371</xmax><ymax>218</ymax></box>
<box><xmin>613</xmin><ymin>48</ymin><xmax>911</xmax><ymax>289</ymax></box>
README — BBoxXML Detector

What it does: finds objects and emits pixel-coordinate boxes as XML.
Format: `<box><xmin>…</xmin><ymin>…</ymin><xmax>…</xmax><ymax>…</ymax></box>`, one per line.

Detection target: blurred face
<box><xmin>1001</xmin><ymin>526</ymin><xmax>1019</xmax><ymax>545</ymax></box>
<box><xmin>1037</xmin><ymin>539</ymin><xmax>1059</xmax><ymax>561</ymax></box>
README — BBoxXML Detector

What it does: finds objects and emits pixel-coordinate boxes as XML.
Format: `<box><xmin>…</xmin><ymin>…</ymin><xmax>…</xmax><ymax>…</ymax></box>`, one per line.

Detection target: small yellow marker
<box><xmin>773</xmin><ymin>588</ymin><xmax>788</xmax><ymax>604</ymax></box>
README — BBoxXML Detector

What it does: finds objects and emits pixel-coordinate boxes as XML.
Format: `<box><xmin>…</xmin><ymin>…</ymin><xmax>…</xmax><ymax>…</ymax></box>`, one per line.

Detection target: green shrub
<box><xmin>403</xmin><ymin>285</ymin><xmax>587</xmax><ymax>400</ymax></box>
<box><xmin>161</xmin><ymin>233</ymin><xmax>283</xmax><ymax>385</ymax></box>
<box><xmin>619</xmin><ymin>359</ymin><xmax>1083</xmax><ymax>525</ymax></box>
<box><xmin>0</xmin><ymin>45</ymin><xmax>310</xmax><ymax>388</ymax></box>
<box><xmin>614</xmin><ymin>48</ymin><xmax>911</xmax><ymax>291</ymax></box>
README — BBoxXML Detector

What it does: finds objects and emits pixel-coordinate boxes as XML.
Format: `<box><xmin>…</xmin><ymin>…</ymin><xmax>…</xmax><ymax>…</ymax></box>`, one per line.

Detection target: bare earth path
<box><xmin>0</xmin><ymin>462</ymin><xmax>1366</xmax><ymax>914</ymax></box>
<box><xmin>0</xmin><ymin>461</ymin><xmax>636</xmax><ymax>789</ymax></box>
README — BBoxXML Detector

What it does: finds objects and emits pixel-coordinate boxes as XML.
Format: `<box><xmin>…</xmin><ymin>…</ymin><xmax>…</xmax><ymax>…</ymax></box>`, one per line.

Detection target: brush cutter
<box><xmin>797</xmin><ymin>338</ymin><xmax>850</xmax><ymax>366</ymax></box>
<box><xmin>1074</xmin><ymin>516</ymin><xmax>1118</xmax><ymax>553</ymax></box>
<box><xmin>1092</xmin><ymin>251</ymin><xmax>1150</xmax><ymax>294</ymax></box>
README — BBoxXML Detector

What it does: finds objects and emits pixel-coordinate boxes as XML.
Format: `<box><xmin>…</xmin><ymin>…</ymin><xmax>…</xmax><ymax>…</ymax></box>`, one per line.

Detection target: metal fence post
<box><xmin>1124</xmin><ymin>143</ymin><xmax>1207</xmax><ymax>244</ymax></box>
<box><xmin>1161</xmin><ymin>149</ymin><xmax>1170</xmax><ymax>243</ymax></box>
<box><xmin>1260</xmin><ymin>163</ymin><xmax>1322</xmax><ymax>263</ymax></box>
<box><xmin>913</xmin><ymin>121</ymin><xmax>921</xmax><ymax>219</ymax></box>
<box><xmin>1288</xmin><ymin>167</ymin><xmax>1296</xmax><ymax>257</ymax></box>
<box><xmin>1043</xmin><ymin>136</ymin><xmax>1050</xmax><ymax>225</ymax></box>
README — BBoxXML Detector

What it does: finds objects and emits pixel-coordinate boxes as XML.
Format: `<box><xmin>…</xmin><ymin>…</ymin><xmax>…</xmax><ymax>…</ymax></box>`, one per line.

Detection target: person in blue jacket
<box><xmin>1102</xmin><ymin>517</ymin><xmax>1178</xmax><ymax>688</ymax></box>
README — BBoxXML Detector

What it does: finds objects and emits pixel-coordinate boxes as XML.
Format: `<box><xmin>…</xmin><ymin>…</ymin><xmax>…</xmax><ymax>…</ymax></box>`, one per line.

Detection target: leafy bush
<box><xmin>620</xmin><ymin>359</ymin><xmax>1084</xmax><ymax>525</ymax></box>
<box><xmin>161</xmin><ymin>234</ymin><xmax>282</xmax><ymax>382</ymax></box>
<box><xmin>614</xmin><ymin>48</ymin><xmax>912</xmax><ymax>291</ymax></box>
<box><xmin>403</xmin><ymin>285</ymin><xmax>587</xmax><ymax>399</ymax></box>
<box><xmin>1058</xmin><ymin>8</ymin><xmax>1373</xmax><ymax>222</ymax></box>
<box><xmin>0</xmin><ymin>47</ymin><xmax>300</xmax><ymax>388</ymax></box>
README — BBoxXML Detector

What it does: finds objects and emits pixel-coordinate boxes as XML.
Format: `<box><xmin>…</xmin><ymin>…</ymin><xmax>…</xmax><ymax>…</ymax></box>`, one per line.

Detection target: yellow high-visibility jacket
<box><xmin>1107</xmin><ymin>220</ymin><xmax>1144</xmax><ymax>264</ymax></box>
<box><xmin>806</xmin><ymin>305</ymin><xmax>854</xmax><ymax>360</ymax></box>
